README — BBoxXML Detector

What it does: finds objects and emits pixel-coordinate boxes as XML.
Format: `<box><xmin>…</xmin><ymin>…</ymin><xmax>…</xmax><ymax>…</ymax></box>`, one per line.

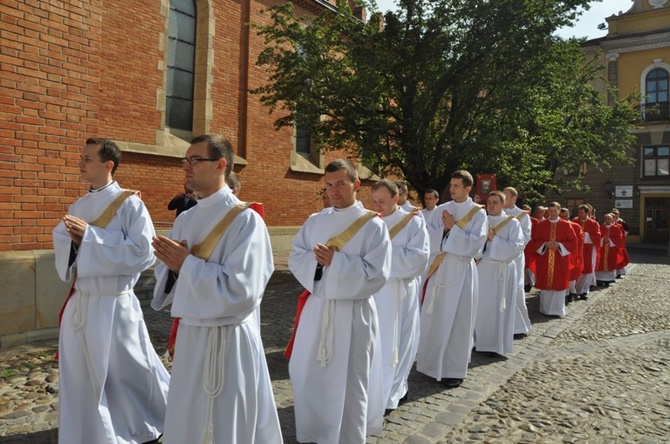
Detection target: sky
<box><xmin>371</xmin><ymin>0</ymin><xmax>636</xmax><ymax>40</ymax></box>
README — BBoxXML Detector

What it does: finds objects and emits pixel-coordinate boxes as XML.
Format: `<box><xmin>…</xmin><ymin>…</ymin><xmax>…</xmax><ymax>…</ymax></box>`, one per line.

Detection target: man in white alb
<box><xmin>475</xmin><ymin>191</ymin><xmax>524</xmax><ymax>355</ymax></box>
<box><xmin>288</xmin><ymin>159</ymin><xmax>391</xmax><ymax>444</ymax></box>
<box><xmin>370</xmin><ymin>179</ymin><xmax>429</xmax><ymax>412</ymax></box>
<box><xmin>152</xmin><ymin>134</ymin><xmax>282</xmax><ymax>444</ymax></box>
<box><xmin>421</xmin><ymin>189</ymin><xmax>440</xmax><ymax>219</ymax></box>
<box><xmin>53</xmin><ymin>138</ymin><xmax>169</xmax><ymax>444</ymax></box>
<box><xmin>502</xmin><ymin>187</ymin><xmax>533</xmax><ymax>337</ymax></box>
<box><xmin>417</xmin><ymin>170</ymin><xmax>487</xmax><ymax>388</ymax></box>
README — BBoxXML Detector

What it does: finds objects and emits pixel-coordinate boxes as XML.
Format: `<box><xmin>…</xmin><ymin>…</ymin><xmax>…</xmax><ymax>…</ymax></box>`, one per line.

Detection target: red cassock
<box><xmin>596</xmin><ymin>223</ymin><xmax>624</xmax><ymax>272</ymax></box>
<box><xmin>568</xmin><ymin>220</ymin><xmax>584</xmax><ymax>281</ymax></box>
<box><xmin>616</xmin><ymin>220</ymin><xmax>630</xmax><ymax>270</ymax></box>
<box><xmin>528</xmin><ymin>219</ymin><xmax>578</xmax><ymax>291</ymax></box>
<box><xmin>573</xmin><ymin>217</ymin><xmax>602</xmax><ymax>275</ymax></box>
<box><xmin>524</xmin><ymin>217</ymin><xmax>539</xmax><ymax>276</ymax></box>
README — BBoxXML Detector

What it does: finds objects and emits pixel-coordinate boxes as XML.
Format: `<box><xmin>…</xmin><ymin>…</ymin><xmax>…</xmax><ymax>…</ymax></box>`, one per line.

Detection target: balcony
<box><xmin>640</xmin><ymin>101</ymin><xmax>670</xmax><ymax>122</ymax></box>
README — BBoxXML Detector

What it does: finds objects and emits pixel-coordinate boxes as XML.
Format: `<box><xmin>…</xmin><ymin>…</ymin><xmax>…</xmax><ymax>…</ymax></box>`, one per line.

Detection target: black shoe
<box><xmin>579</xmin><ymin>293</ymin><xmax>588</xmax><ymax>301</ymax></box>
<box><xmin>399</xmin><ymin>393</ymin><xmax>409</xmax><ymax>405</ymax></box>
<box><xmin>142</xmin><ymin>436</ymin><xmax>162</xmax><ymax>444</ymax></box>
<box><xmin>442</xmin><ymin>378</ymin><xmax>463</xmax><ymax>389</ymax></box>
<box><xmin>616</xmin><ymin>275</ymin><xmax>623</xmax><ymax>279</ymax></box>
<box><xmin>514</xmin><ymin>333</ymin><xmax>528</xmax><ymax>340</ymax></box>
<box><xmin>524</xmin><ymin>284</ymin><xmax>532</xmax><ymax>293</ymax></box>
<box><xmin>384</xmin><ymin>408</ymin><xmax>394</xmax><ymax>416</ymax></box>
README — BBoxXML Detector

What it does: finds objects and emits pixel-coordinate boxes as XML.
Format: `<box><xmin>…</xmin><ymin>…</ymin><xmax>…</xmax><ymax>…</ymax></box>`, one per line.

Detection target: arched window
<box><xmin>646</xmin><ymin>68</ymin><xmax>669</xmax><ymax>104</ymax></box>
<box><xmin>166</xmin><ymin>0</ymin><xmax>196</xmax><ymax>131</ymax></box>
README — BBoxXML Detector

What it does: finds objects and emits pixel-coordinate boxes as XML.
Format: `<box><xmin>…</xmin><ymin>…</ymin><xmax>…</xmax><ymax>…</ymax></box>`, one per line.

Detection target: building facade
<box><xmin>561</xmin><ymin>0</ymin><xmax>670</xmax><ymax>245</ymax></box>
<box><xmin>0</xmin><ymin>0</ymin><xmax>374</xmax><ymax>346</ymax></box>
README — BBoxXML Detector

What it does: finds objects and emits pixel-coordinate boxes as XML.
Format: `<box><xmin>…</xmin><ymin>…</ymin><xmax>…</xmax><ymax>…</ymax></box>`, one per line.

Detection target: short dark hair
<box><xmin>324</xmin><ymin>159</ymin><xmax>358</xmax><ymax>182</ymax></box>
<box><xmin>577</xmin><ymin>204</ymin><xmax>590</xmax><ymax>213</ymax></box>
<box><xmin>488</xmin><ymin>190</ymin><xmax>505</xmax><ymax>203</ymax></box>
<box><xmin>451</xmin><ymin>169</ymin><xmax>474</xmax><ymax>188</ymax></box>
<box><xmin>547</xmin><ymin>201</ymin><xmax>561</xmax><ymax>210</ymax></box>
<box><xmin>425</xmin><ymin>189</ymin><xmax>439</xmax><ymax>199</ymax></box>
<box><xmin>86</xmin><ymin>138</ymin><xmax>121</xmax><ymax>175</ymax></box>
<box><xmin>372</xmin><ymin>179</ymin><xmax>399</xmax><ymax>197</ymax></box>
<box><xmin>190</xmin><ymin>134</ymin><xmax>234</xmax><ymax>179</ymax></box>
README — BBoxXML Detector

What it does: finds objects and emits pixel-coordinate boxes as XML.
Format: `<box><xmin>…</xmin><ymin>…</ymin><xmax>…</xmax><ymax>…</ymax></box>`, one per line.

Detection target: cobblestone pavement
<box><xmin>1</xmin><ymin>249</ymin><xmax>668</xmax><ymax>443</ymax></box>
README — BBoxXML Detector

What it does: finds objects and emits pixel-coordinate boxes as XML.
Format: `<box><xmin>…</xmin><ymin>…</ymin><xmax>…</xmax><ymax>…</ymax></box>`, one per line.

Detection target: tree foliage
<box><xmin>253</xmin><ymin>0</ymin><xmax>639</xmax><ymax>203</ymax></box>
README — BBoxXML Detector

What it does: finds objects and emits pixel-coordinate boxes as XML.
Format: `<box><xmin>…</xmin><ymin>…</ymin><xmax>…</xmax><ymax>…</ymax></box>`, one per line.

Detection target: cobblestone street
<box><xmin>1</xmin><ymin>248</ymin><xmax>668</xmax><ymax>443</ymax></box>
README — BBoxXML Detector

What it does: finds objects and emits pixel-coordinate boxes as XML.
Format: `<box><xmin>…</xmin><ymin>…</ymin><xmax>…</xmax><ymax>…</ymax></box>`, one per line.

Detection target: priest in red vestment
<box><xmin>527</xmin><ymin>202</ymin><xmax>578</xmax><ymax>318</ymax></box>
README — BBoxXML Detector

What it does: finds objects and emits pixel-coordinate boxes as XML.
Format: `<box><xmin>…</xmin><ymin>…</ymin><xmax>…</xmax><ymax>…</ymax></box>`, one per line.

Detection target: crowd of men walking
<box><xmin>52</xmin><ymin>134</ymin><xmax>630</xmax><ymax>444</ymax></box>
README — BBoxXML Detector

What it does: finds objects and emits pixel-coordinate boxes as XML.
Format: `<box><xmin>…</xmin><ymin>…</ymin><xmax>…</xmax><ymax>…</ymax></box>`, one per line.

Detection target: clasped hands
<box><xmin>63</xmin><ymin>215</ymin><xmax>88</xmax><ymax>246</ymax></box>
<box><xmin>152</xmin><ymin>235</ymin><xmax>189</xmax><ymax>273</ymax></box>
<box><xmin>442</xmin><ymin>210</ymin><xmax>456</xmax><ymax>231</ymax></box>
<box><xmin>314</xmin><ymin>243</ymin><xmax>335</xmax><ymax>266</ymax></box>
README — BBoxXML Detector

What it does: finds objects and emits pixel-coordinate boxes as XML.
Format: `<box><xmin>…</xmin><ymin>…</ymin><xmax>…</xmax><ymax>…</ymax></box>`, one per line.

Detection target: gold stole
<box><xmin>515</xmin><ymin>211</ymin><xmax>529</xmax><ymax>222</ymax></box>
<box><xmin>326</xmin><ymin>210</ymin><xmax>378</xmax><ymax>250</ymax></box>
<box><xmin>190</xmin><ymin>202</ymin><xmax>254</xmax><ymax>260</ymax></box>
<box><xmin>388</xmin><ymin>213</ymin><xmax>415</xmax><ymax>240</ymax></box>
<box><xmin>89</xmin><ymin>190</ymin><xmax>138</xmax><ymax>227</ymax></box>
<box><xmin>546</xmin><ymin>222</ymin><xmax>558</xmax><ymax>288</ymax></box>
<box><xmin>492</xmin><ymin>215</ymin><xmax>515</xmax><ymax>234</ymax></box>
<box><xmin>425</xmin><ymin>205</ymin><xmax>483</xmax><ymax>281</ymax></box>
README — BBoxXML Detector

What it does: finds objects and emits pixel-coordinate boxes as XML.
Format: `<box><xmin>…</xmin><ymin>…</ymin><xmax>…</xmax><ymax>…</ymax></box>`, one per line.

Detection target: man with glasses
<box><xmin>152</xmin><ymin>134</ymin><xmax>282</xmax><ymax>444</ymax></box>
<box><xmin>52</xmin><ymin>138</ymin><xmax>169</xmax><ymax>444</ymax></box>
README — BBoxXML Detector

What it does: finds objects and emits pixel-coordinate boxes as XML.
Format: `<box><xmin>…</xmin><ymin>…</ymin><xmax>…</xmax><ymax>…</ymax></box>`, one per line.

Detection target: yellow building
<box><xmin>575</xmin><ymin>0</ymin><xmax>670</xmax><ymax>246</ymax></box>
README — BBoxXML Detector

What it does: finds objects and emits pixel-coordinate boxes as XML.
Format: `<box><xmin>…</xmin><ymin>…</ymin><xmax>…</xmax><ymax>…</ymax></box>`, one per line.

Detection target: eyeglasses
<box><xmin>182</xmin><ymin>156</ymin><xmax>221</xmax><ymax>166</ymax></box>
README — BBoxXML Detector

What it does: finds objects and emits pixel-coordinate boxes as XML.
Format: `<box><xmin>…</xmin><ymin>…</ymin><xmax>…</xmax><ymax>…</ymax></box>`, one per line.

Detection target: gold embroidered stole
<box><xmin>426</xmin><ymin>204</ymin><xmax>483</xmax><ymax>280</ymax></box>
<box><xmin>546</xmin><ymin>222</ymin><xmax>558</xmax><ymax>288</ymax></box>
<box><xmin>325</xmin><ymin>210</ymin><xmax>378</xmax><ymax>251</ymax></box>
<box><xmin>190</xmin><ymin>202</ymin><xmax>254</xmax><ymax>260</ymax></box>
<box><xmin>388</xmin><ymin>213</ymin><xmax>415</xmax><ymax>240</ymax></box>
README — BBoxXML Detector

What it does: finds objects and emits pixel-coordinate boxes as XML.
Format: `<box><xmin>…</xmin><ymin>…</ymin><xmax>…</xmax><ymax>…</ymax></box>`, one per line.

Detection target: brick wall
<box><xmin>0</xmin><ymin>0</ymin><xmax>375</xmax><ymax>252</ymax></box>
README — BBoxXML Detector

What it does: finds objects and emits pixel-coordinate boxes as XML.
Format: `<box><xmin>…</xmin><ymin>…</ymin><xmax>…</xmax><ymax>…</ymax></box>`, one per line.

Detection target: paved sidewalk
<box><xmin>1</xmin><ymin>250</ymin><xmax>668</xmax><ymax>443</ymax></box>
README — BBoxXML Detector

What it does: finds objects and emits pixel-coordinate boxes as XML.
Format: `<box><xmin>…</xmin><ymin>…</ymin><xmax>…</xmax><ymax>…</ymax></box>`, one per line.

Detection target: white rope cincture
<box><xmin>70</xmin><ymin>289</ymin><xmax>132</xmax><ymax>403</ymax></box>
<box><xmin>317</xmin><ymin>299</ymin><xmax>335</xmax><ymax>367</ymax></box>
<box><xmin>391</xmin><ymin>280</ymin><xmax>400</xmax><ymax>368</ymax></box>
<box><xmin>427</xmin><ymin>258</ymin><xmax>463</xmax><ymax>315</ymax></box>
<box><xmin>201</xmin><ymin>325</ymin><xmax>227</xmax><ymax>444</ymax></box>
<box><xmin>496</xmin><ymin>262</ymin><xmax>507</xmax><ymax>312</ymax></box>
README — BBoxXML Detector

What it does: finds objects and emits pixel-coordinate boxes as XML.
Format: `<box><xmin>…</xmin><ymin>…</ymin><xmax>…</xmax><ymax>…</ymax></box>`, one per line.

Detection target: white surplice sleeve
<box><xmin>288</xmin><ymin>213</ymin><xmax>321</xmax><ymax>293</ymax></box>
<box><xmin>53</xmin><ymin>219</ymin><xmax>76</xmax><ymax>283</ymax></box>
<box><xmin>487</xmin><ymin>219</ymin><xmax>525</xmax><ymax>262</ymax></box>
<box><xmin>389</xmin><ymin>216</ymin><xmax>430</xmax><ymax>280</ymax></box>
<box><xmin>323</xmin><ymin>219</ymin><xmax>392</xmax><ymax>300</ymax></box>
<box><xmin>162</xmin><ymin>209</ymin><xmax>274</xmax><ymax>323</ymax></box>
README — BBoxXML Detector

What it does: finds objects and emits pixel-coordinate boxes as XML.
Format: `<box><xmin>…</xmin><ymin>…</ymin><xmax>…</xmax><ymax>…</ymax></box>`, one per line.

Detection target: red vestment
<box><xmin>528</xmin><ymin>219</ymin><xmax>577</xmax><ymax>291</ymax></box>
<box><xmin>567</xmin><ymin>220</ymin><xmax>584</xmax><ymax>281</ymax></box>
<box><xmin>616</xmin><ymin>220</ymin><xmax>630</xmax><ymax>270</ymax></box>
<box><xmin>573</xmin><ymin>217</ymin><xmax>601</xmax><ymax>275</ymax></box>
<box><xmin>596</xmin><ymin>223</ymin><xmax>624</xmax><ymax>272</ymax></box>
<box><xmin>524</xmin><ymin>217</ymin><xmax>539</xmax><ymax>276</ymax></box>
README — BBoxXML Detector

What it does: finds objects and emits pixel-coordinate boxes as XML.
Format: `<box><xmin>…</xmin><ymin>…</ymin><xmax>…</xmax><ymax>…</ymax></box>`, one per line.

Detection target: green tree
<box><xmin>253</xmin><ymin>0</ymin><xmax>638</xmax><ymax>203</ymax></box>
